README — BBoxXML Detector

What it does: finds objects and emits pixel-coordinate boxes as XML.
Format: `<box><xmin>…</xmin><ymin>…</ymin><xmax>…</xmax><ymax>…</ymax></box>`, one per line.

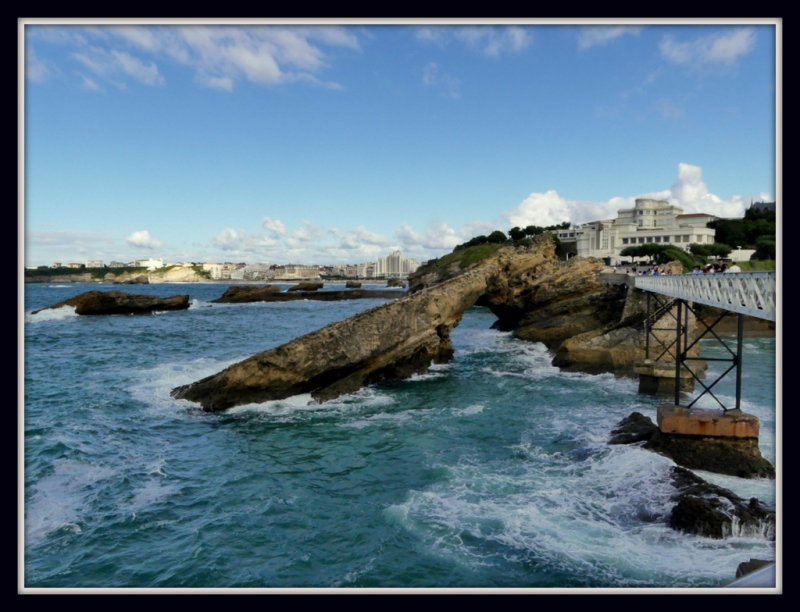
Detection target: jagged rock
<box><xmin>610</xmin><ymin>412</ymin><xmax>775</xmax><ymax>479</ymax></box>
<box><xmin>736</xmin><ymin>559</ymin><xmax>773</xmax><ymax>578</ymax></box>
<box><xmin>386</xmin><ymin>278</ymin><xmax>406</xmax><ymax>288</ymax></box>
<box><xmin>113</xmin><ymin>273</ymin><xmax>150</xmax><ymax>284</ymax></box>
<box><xmin>287</xmin><ymin>281</ymin><xmax>323</xmax><ymax>291</ymax></box>
<box><xmin>668</xmin><ymin>467</ymin><xmax>775</xmax><ymax>539</ymax></box>
<box><xmin>32</xmin><ymin>290</ymin><xmax>190</xmax><ymax>316</ymax></box>
<box><xmin>171</xmin><ymin>267</ymin><xmax>490</xmax><ymax>411</ymax></box>
<box><xmin>608</xmin><ymin>411</ymin><xmax>659</xmax><ymax>445</ymax></box>
<box><xmin>213</xmin><ymin>285</ymin><xmax>280</xmax><ymax>303</ymax></box>
<box><xmin>345</xmin><ymin>280</ymin><xmax>362</xmax><ymax>288</ymax></box>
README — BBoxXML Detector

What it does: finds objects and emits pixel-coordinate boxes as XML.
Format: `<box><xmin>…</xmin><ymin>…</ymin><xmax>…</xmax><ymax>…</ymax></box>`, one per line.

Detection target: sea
<box><xmin>22</xmin><ymin>282</ymin><xmax>779</xmax><ymax>591</ymax></box>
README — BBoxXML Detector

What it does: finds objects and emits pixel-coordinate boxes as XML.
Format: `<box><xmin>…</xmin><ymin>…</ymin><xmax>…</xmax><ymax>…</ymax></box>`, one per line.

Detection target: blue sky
<box><xmin>22</xmin><ymin>20</ymin><xmax>778</xmax><ymax>267</ymax></box>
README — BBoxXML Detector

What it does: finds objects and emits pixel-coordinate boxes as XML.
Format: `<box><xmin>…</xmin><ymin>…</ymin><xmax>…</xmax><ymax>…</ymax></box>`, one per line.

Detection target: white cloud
<box><xmin>328</xmin><ymin>225</ymin><xmax>388</xmax><ymax>249</ymax></box>
<box><xmin>577</xmin><ymin>26</ymin><xmax>643</xmax><ymax>50</ymax></box>
<box><xmin>126</xmin><ymin>230</ymin><xmax>164</xmax><ymax>250</ymax></box>
<box><xmin>73</xmin><ymin>46</ymin><xmax>164</xmax><ymax>86</ymax></box>
<box><xmin>501</xmin><ymin>163</ymin><xmax>766</xmax><ymax>230</ymax></box>
<box><xmin>422</xmin><ymin>62</ymin><xmax>460</xmax><ymax>98</ymax></box>
<box><xmin>261</xmin><ymin>217</ymin><xmax>287</xmax><ymax>236</ymax></box>
<box><xmin>416</xmin><ymin>26</ymin><xmax>531</xmax><ymax>57</ymax></box>
<box><xmin>25</xmin><ymin>44</ymin><xmax>51</xmax><ymax>83</ymax></box>
<box><xmin>210</xmin><ymin>227</ymin><xmax>278</xmax><ymax>253</ymax></box>
<box><xmin>660</xmin><ymin>28</ymin><xmax>756</xmax><ymax>68</ymax></box>
<box><xmin>286</xmin><ymin>220</ymin><xmax>322</xmax><ymax>248</ymax></box>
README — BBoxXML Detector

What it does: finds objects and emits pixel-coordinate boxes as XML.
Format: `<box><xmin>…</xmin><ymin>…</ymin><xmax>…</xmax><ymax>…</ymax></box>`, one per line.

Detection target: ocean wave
<box><xmin>25</xmin><ymin>305</ymin><xmax>78</xmax><ymax>323</ymax></box>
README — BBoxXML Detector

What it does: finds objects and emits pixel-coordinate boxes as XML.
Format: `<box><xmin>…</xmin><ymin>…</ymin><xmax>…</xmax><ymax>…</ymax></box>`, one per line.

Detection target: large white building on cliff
<box><xmin>554</xmin><ymin>198</ymin><xmax>717</xmax><ymax>260</ymax></box>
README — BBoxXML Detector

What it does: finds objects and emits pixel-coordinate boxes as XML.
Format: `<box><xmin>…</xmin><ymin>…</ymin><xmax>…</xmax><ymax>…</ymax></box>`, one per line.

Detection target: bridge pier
<box><xmin>635</xmin><ymin>359</ymin><xmax>695</xmax><ymax>394</ymax></box>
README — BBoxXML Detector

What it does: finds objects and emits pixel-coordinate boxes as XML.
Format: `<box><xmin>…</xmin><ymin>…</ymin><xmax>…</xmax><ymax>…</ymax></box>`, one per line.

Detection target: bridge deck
<box><xmin>634</xmin><ymin>272</ymin><xmax>776</xmax><ymax>321</ymax></box>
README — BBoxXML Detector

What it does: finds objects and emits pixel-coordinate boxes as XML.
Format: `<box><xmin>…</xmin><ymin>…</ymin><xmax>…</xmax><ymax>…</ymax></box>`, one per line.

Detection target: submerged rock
<box><xmin>32</xmin><ymin>290</ymin><xmax>190</xmax><ymax>316</ymax></box>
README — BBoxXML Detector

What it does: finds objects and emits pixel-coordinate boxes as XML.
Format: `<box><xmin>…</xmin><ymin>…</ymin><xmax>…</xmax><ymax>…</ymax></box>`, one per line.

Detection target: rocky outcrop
<box><xmin>213</xmin><ymin>285</ymin><xmax>281</xmax><ymax>303</ymax></box>
<box><xmin>172</xmin><ymin>234</ymin><xmax>648</xmax><ymax>409</ymax></box>
<box><xmin>25</xmin><ymin>273</ymin><xmax>95</xmax><ymax>284</ymax></box>
<box><xmin>668</xmin><ymin>467</ymin><xmax>775</xmax><ymax>539</ymax></box>
<box><xmin>171</xmin><ymin>267</ymin><xmax>490</xmax><ymax>410</ymax></box>
<box><xmin>610</xmin><ymin>412</ymin><xmax>774</xmax><ymax>479</ymax></box>
<box><xmin>147</xmin><ymin>267</ymin><xmax>206</xmax><ymax>283</ymax></box>
<box><xmin>212</xmin><ymin>288</ymin><xmax>403</xmax><ymax>304</ymax></box>
<box><xmin>345</xmin><ymin>280</ymin><xmax>362</xmax><ymax>288</ymax></box>
<box><xmin>112</xmin><ymin>273</ymin><xmax>150</xmax><ymax>284</ymax></box>
<box><xmin>32</xmin><ymin>290</ymin><xmax>190</xmax><ymax>316</ymax></box>
<box><xmin>287</xmin><ymin>281</ymin><xmax>323</xmax><ymax>292</ymax></box>
<box><xmin>386</xmin><ymin>278</ymin><xmax>406</xmax><ymax>288</ymax></box>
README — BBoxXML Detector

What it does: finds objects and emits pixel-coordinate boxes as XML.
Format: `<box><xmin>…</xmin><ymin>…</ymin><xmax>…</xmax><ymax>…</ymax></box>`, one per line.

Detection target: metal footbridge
<box><xmin>633</xmin><ymin>272</ymin><xmax>777</xmax><ymax>413</ymax></box>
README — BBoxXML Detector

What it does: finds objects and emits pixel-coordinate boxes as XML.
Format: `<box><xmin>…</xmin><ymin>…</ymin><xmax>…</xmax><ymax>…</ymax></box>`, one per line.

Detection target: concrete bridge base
<box><xmin>657</xmin><ymin>405</ymin><xmax>760</xmax><ymax>438</ymax></box>
<box><xmin>635</xmin><ymin>359</ymin><xmax>695</xmax><ymax>394</ymax></box>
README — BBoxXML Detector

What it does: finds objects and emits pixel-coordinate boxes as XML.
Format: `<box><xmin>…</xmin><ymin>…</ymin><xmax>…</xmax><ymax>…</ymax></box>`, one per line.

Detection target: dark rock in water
<box><xmin>386</xmin><ymin>278</ymin><xmax>406</xmax><ymax>288</ymax></box>
<box><xmin>345</xmin><ymin>280</ymin><xmax>362</xmax><ymax>288</ymax></box>
<box><xmin>668</xmin><ymin>467</ymin><xmax>775</xmax><ymax>539</ymax></box>
<box><xmin>213</xmin><ymin>285</ymin><xmax>280</xmax><ymax>303</ymax></box>
<box><xmin>608</xmin><ymin>412</ymin><xmax>659</xmax><ymax>445</ymax></box>
<box><xmin>736</xmin><ymin>559</ymin><xmax>773</xmax><ymax>578</ymax></box>
<box><xmin>32</xmin><ymin>290</ymin><xmax>190</xmax><ymax>315</ymax></box>
<box><xmin>609</xmin><ymin>412</ymin><xmax>774</xmax><ymax>479</ymax></box>
<box><xmin>287</xmin><ymin>281</ymin><xmax>323</xmax><ymax>292</ymax></box>
<box><xmin>214</xmin><ymin>289</ymin><xmax>403</xmax><ymax>303</ymax></box>
<box><xmin>171</xmin><ymin>266</ymin><xmax>490</xmax><ymax>411</ymax></box>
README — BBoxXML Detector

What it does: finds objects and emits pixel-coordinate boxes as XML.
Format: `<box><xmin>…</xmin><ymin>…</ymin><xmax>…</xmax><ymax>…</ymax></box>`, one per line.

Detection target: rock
<box><xmin>287</xmin><ymin>281</ymin><xmax>323</xmax><ymax>292</ymax></box>
<box><xmin>608</xmin><ymin>412</ymin><xmax>659</xmax><ymax>445</ymax></box>
<box><xmin>147</xmin><ymin>266</ymin><xmax>206</xmax><ymax>283</ymax></box>
<box><xmin>213</xmin><ymin>285</ymin><xmax>280</xmax><ymax>303</ymax></box>
<box><xmin>386</xmin><ymin>278</ymin><xmax>406</xmax><ymax>288</ymax></box>
<box><xmin>736</xmin><ymin>559</ymin><xmax>773</xmax><ymax>579</ymax></box>
<box><xmin>668</xmin><ymin>467</ymin><xmax>775</xmax><ymax>539</ymax></box>
<box><xmin>345</xmin><ymin>280</ymin><xmax>362</xmax><ymax>288</ymax></box>
<box><xmin>32</xmin><ymin>290</ymin><xmax>190</xmax><ymax>316</ymax></box>
<box><xmin>610</xmin><ymin>412</ymin><xmax>775</xmax><ymax>479</ymax></box>
<box><xmin>212</xmin><ymin>289</ymin><xmax>403</xmax><ymax>304</ymax></box>
<box><xmin>171</xmin><ymin>266</ymin><xmax>490</xmax><ymax>411</ymax></box>
<box><xmin>113</xmin><ymin>273</ymin><xmax>150</xmax><ymax>284</ymax></box>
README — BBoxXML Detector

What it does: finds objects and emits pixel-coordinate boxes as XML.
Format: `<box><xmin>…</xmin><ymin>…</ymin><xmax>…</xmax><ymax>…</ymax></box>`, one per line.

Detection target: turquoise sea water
<box><xmin>23</xmin><ymin>283</ymin><xmax>778</xmax><ymax>590</ymax></box>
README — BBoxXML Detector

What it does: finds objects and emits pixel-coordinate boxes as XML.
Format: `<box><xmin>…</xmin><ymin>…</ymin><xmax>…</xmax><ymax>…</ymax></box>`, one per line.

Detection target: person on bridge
<box><xmin>726</xmin><ymin>263</ymin><xmax>742</xmax><ymax>273</ymax></box>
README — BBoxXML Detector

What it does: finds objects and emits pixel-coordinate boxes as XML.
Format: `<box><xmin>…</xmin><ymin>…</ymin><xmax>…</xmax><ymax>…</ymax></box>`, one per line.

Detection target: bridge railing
<box><xmin>634</xmin><ymin>272</ymin><xmax>776</xmax><ymax>321</ymax></box>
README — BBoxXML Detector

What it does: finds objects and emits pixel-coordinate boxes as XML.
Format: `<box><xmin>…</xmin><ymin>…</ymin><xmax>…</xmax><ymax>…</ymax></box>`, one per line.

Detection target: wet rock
<box><xmin>668</xmin><ymin>467</ymin><xmax>775</xmax><ymax>539</ymax></box>
<box><xmin>345</xmin><ymin>280</ymin><xmax>362</xmax><ymax>288</ymax></box>
<box><xmin>32</xmin><ymin>290</ymin><xmax>190</xmax><ymax>316</ymax></box>
<box><xmin>212</xmin><ymin>285</ymin><xmax>280</xmax><ymax>303</ymax></box>
<box><xmin>287</xmin><ymin>281</ymin><xmax>323</xmax><ymax>292</ymax></box>
<box><xmin>608</xmin><ymin>412</ymin><xmax>659</xmax><ymax>445</ymax></box>
<box><xmin>171</xmin><ymin>267</ymin><xmax>490</xmax><ymax>410</ymax></box>
<box><xmin>386</xmin><ymin>278</ymin><xmax>406</xmax><ymax>288</ymax></box>
<box><xmin>736</xmin><ymin>559</ymin><xmax>773</xmax><ymax>578</ymax></box>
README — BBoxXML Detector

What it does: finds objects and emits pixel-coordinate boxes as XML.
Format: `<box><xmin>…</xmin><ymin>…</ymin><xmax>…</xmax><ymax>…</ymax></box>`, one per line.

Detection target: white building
<box><xmin>134</xmin><ymin>258</ymin><xmax>164</xmax><ymax>271</ymax></box>
<box><xmin>231</xmin><ymin>262</ymin><xmax>272</xmax><ymax>281</ymax></box>
<box><xmin>375</xmin><ymin>251</ymin><xmax>419</xmax><ymax>278</ymax></box>
<box><xmin>86</xmin><ymin>260</ymin><xmax>105</xmax><ymax>268</ymax></box>
<box><xmin>555</xmin><ymin>199</ymin><xmax>717</xmax><ymax>260</ymax></box>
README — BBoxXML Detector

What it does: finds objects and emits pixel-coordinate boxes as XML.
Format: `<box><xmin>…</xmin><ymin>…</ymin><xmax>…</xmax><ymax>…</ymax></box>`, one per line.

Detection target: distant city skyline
<box><xmin>22</xmin><ymin>19</ymin><xmax>779</xmax><ymax>267</ymax></box>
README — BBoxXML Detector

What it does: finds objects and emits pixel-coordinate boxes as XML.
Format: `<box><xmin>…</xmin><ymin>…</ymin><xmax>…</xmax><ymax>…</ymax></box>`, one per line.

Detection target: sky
<box><xmin>21</xmin><ymin>19</ymin><xmax>779</xmax><ymax>267</ymax></box>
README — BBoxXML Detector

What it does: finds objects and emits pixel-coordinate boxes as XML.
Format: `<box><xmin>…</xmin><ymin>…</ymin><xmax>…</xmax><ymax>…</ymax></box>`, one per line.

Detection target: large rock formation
<box><xmin>172</xmin><ymin>234</ymin><xmax>632</xmax><ymax>410</ymax></box>
<box><xmin>212</xmin><ymin>288</ymin><xmax>404</xmax><ymax>304</ymax></box>
<box><xmin>32</xmin><ymin>290</ymin><xmax>190</xmax><ymax>316</ymax></box>
<box><xmin>171</xmin><ymin>267</ymin><xmax>490</xmax><ymax>410</ymax></box>
<box><xmin>287</xmin><ymin>281</ymin><xmax>323</xmax><ymax>292</ymax></box>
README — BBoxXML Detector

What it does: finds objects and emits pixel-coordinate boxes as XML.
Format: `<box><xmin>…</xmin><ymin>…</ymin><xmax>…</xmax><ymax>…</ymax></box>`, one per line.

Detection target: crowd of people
<box><xmin>615</xmin><ymin>262</ymin><xmax>742</xmax><ymax>275</ymax></box>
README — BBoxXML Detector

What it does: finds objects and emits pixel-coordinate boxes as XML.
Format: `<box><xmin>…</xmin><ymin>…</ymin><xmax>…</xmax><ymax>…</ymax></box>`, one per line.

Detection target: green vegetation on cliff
<box><xmin>432</xmin><ymin>243</ymin><xmax>506</xmax><ymax>270</ymax></box>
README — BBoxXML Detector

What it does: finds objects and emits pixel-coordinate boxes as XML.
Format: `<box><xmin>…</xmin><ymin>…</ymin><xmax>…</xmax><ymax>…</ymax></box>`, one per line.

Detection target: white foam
<box><xmin>26</xmin><ymin>459</ymin><xmax>116</xmax><ymax>546</ymax></box>
<box><xmin>455</xmin><ymin>404</ymin><xmax>485</xmax><ymax>416</ymax></box>
<box><xmin>25</xmin><ymin>305</ymin><xmax>78</xmax><ymax>323</ymax></box>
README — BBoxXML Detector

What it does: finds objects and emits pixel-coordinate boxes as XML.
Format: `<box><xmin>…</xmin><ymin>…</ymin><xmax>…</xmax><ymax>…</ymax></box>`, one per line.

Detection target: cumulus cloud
<box><xmin>126</xmin><ymin>230</ymin><xmax>164</xmax><ymax>250</ymax></box>
<box><xmin>660</xmin><ymin>28</ymin><xmax>756</xmax><ymax>68</ymax></box>
<box><xmin>328</xmin><ymin>225</ymin><xmax>388</xmax><ymax>250</ymax></box>
<box><xmin>286</xmin><ymin>220</ymin><xmax>322</xmax><ymax>248</ymax></box>
<box><xmin>416</xmin><ymin>26</ymin><xmax>531</xmax><ymax>57</ymax></box>
<box><xmin>577</xmin><ymin>26</ymin><xmax>643</xmax><ymax>50</ymax></box>
<box><xmin>500</xmin><ymin>162</ymin><xmax>768</xmax><ymax>230</ymax></box>
<box><xmin>210</xmin><ymin>227</ymin><xmax>278</xmax><ymax>252</ymax></box>
<box><xmin>261</xmin><ymin>216</ymin><xmax>287</xmax><ymax>236</ymax></box>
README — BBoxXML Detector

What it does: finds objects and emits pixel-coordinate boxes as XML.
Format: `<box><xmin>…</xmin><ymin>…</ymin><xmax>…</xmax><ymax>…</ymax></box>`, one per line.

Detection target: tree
<box><xmin>486</xmin><ymin>230</ymin><xmax>508</xmax><ymax>244</ymax></box>
<box><xmin>508</xmin><ymin>226</ymin><xmax>526</xmax><ymax>241</ymax></box>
